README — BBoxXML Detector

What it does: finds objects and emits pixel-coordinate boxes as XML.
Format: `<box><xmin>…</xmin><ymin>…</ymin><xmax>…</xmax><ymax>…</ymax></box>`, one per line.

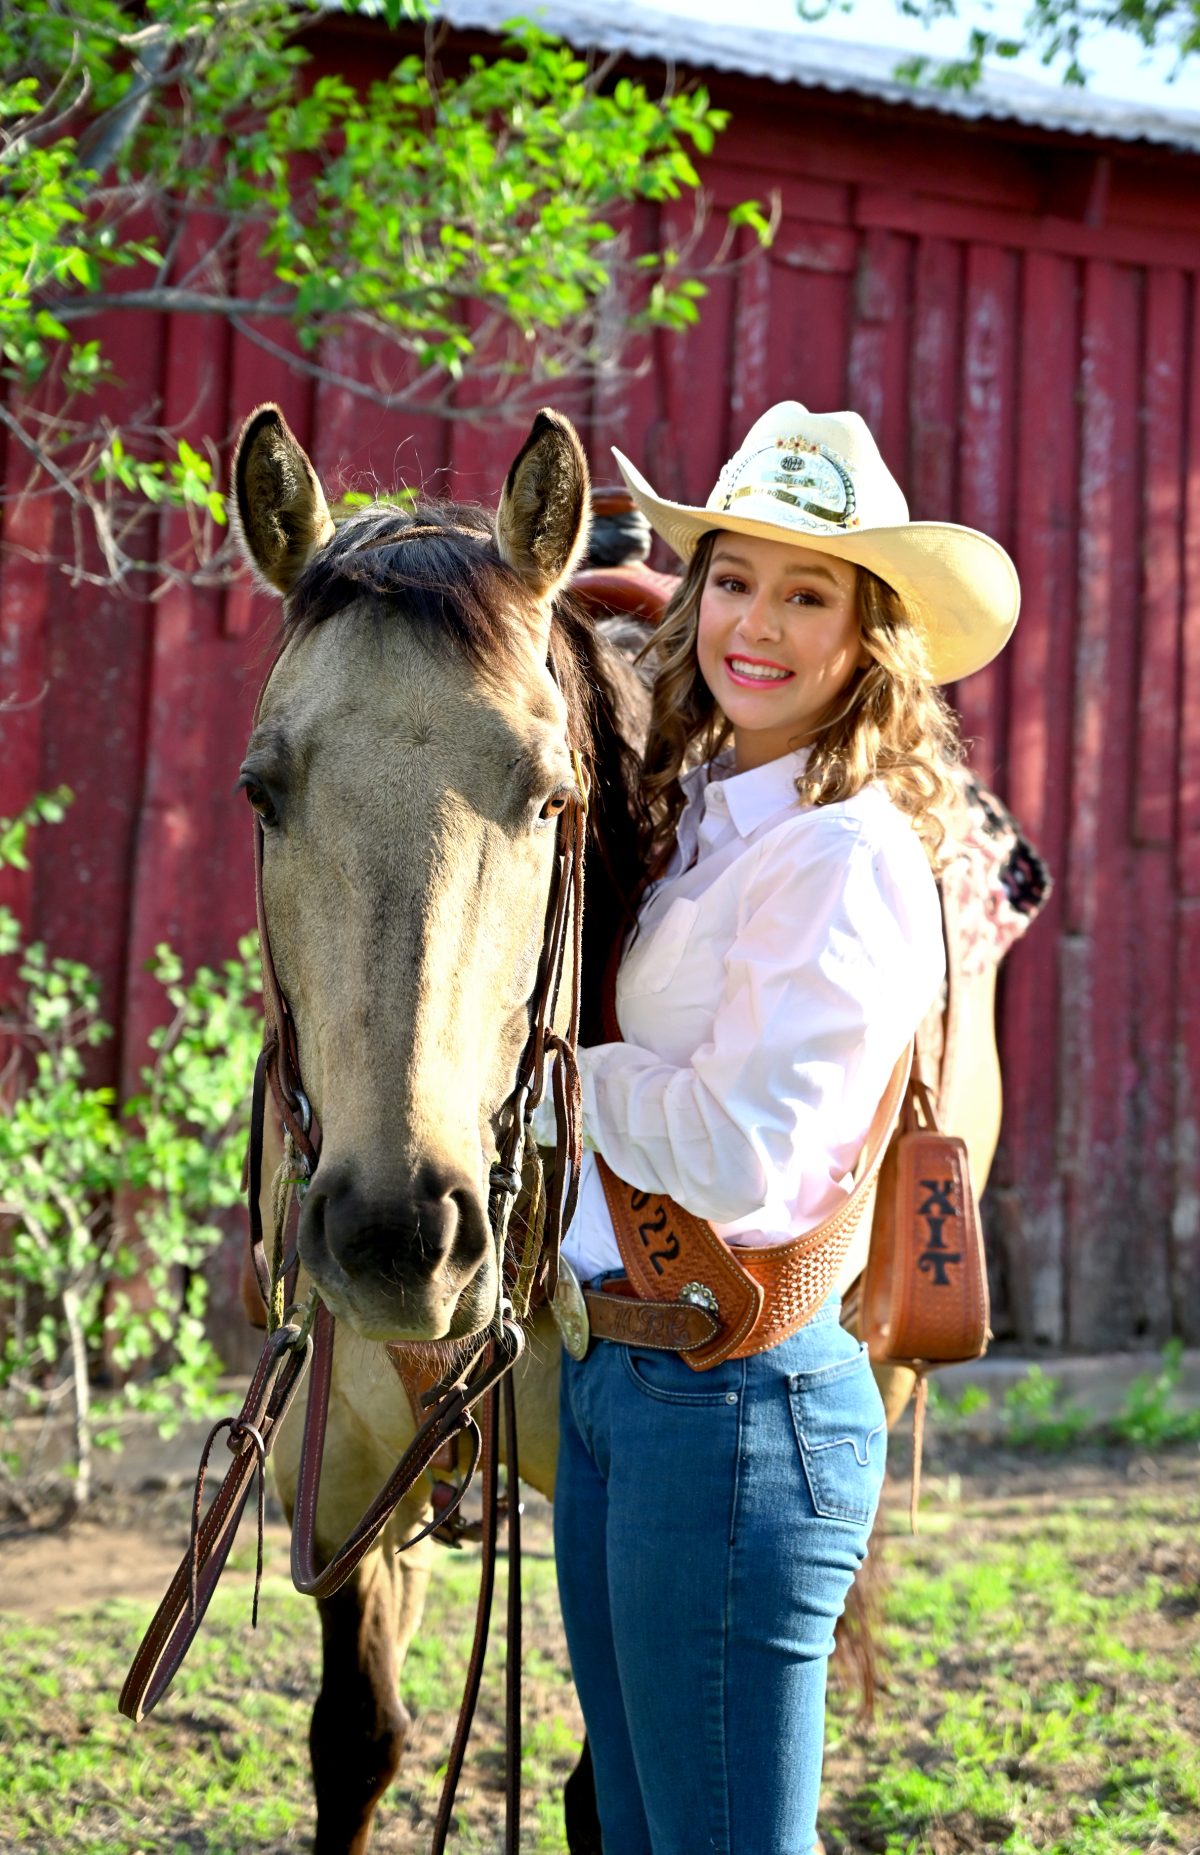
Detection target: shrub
<box><xmin>0</xmin><ymin>793</ymin><xmax>261</xmax><ymax>1517</ymax></box>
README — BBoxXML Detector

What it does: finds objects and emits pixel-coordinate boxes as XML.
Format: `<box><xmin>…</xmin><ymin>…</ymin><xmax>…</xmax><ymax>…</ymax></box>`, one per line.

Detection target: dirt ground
<box><xmin>1</xmin><ymin>1436</ymin><xmax>1192</xmax><ymax>1621</ymax></box>
<box><xmin>1</xmin><ymin>1437</ymin><xmax>1197</xmax><ymax>1855</ymax></box>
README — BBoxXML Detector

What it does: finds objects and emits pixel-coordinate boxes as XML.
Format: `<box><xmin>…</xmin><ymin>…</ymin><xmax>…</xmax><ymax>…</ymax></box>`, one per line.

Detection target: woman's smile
<box><xmin>724</xmin><ymin>653</ymin><xmax>794</xmax><ymax>685</ymax></box>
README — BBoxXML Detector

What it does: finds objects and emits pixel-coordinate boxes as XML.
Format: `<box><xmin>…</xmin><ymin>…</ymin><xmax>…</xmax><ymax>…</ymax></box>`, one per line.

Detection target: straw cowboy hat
<box><xmin>612</xmin><ymin>402</ymin><xmax>1019</xmax><ymax>685</ymax></box>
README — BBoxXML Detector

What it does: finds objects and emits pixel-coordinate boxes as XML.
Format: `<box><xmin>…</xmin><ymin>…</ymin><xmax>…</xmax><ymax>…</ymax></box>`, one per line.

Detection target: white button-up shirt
<box><xmin>543</xmin><ymin>748</ymin><xmax>945</xmax><ymax>1288</ymax></box>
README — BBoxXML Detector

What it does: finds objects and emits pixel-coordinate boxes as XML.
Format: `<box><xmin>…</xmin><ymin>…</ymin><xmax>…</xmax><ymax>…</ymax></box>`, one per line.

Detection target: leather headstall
<box><xmin>121</xmin><ymin>640</ymin><xmax>589</xmax><ymax>1855</ymax></box>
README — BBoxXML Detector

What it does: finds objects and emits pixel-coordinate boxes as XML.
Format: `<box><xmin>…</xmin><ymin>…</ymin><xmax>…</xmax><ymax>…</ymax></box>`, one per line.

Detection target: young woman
<box><xmin>541</xmin><ymin>403</ymin><xmax>1019</xmax><ymax>1855</ymax></box>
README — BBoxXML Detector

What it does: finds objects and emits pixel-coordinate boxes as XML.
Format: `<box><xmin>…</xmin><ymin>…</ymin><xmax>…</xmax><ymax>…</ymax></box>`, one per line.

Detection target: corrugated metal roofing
<box><xmin>430</xmin><ymin>0</ymin><xmax>1200</xmax><ymax>152</ymax></box>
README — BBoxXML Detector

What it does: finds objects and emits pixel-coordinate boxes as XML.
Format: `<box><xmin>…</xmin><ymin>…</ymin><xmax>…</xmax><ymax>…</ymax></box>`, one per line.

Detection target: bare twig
<box><xmin>0</xmin><ymin>52</ymin><xmax>93</xmax><ymax>164</ymax></box>
<box><xmin>0</xmin><ymin>404</ymin><xmax>92</xmax><ymax>511</ymax></box>
<box><xmin>58</xmin><ymin>1286</ymin><xmax>91</xmax><ymax>1517</ymax></box>
<box><xmin>1</xmin><ymin>403</ymin><xmax>152</xmax><ymax>586</ymax></box>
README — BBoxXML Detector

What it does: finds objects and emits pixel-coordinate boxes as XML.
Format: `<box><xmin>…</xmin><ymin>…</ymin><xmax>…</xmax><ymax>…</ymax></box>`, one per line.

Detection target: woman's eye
<box><xmin>788</xmin><ymin>589</ymin><xmax>824</xmax><ymax>606</ymax></box>
<box><xmin>716</xmin><ymin>575</ymin><xmax>747</xmax><ymax>594</ymax></box>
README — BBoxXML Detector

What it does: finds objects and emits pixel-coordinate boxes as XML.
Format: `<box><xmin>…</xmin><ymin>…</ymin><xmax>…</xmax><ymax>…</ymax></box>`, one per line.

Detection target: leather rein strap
<box><xmin>121</xmin><ymin>712</ymin><xmax>588</xmax><ymax>1855</ymax></box>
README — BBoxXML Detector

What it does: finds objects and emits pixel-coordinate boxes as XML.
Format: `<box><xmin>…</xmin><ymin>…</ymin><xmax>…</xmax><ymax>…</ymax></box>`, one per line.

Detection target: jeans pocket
<box><xmin>787</xmin><ymin>1345</ymin><xmax>887</xmax><ymax>1526</ymax></box>
<box><xmin>621</xmin><ymin>1345</ymin><xmax>744</xmax><ymax>1406</ymax></box>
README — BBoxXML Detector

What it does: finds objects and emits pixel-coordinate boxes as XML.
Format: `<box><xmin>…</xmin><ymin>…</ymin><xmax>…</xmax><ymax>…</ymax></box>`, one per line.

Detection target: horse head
<box><xmin>233</xmin><ymin>406</ymin><xmax>592</xmax><ymax>1344</ymax></box>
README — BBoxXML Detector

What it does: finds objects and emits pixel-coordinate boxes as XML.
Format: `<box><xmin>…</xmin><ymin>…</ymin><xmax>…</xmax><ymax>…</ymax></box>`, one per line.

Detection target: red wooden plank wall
<box><xmin>4</xmin><ymin>23</ymin><xmax>1200</xmax><ymax>1349</ymax></box>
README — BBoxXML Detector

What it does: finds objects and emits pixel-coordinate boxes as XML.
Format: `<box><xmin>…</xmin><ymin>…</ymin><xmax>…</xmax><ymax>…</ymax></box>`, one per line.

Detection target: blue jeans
<box><xmin>554</xmin><ymin>1295</ymin><xmax>886</xmax><ymax>1855</ymax></box>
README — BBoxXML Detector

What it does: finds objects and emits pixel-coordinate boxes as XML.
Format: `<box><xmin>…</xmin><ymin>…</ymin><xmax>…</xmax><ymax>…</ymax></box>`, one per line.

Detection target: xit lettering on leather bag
<box><xmin>860</xmin><ymin>1078</ymin><xmax>990</xmax><ymax>1369</ymax></box>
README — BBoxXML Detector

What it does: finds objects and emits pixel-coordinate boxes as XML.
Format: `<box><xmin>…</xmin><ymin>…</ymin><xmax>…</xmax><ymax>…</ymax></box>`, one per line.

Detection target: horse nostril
<box><xmin>450</xmin><ymin>1185</ymin><xmax>491</xmax><ymax>1268</ymax></box>
<box><xmin>296</xmin><ymin>1169</ymin><xmax>337</xmax><ymax>1274</ymax></box>
<box><xmin>300</xmin><ymin>1163</ymin><xmax>489</xmax><ymax>1290</ymax></box>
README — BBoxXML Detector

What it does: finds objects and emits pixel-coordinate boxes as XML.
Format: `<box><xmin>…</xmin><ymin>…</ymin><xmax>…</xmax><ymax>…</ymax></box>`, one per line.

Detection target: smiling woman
<box><xmin>537</xmin><ymin>401</ymin><xmax>1020</xmax><ymax>1855</ymax></box>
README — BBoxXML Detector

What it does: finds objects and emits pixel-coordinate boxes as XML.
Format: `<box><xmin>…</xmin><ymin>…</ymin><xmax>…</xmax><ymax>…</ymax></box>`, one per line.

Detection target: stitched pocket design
<box><xmin>618</xmin><ymin>897</ymin><xmax>699</xmax><ymax>999</ymax></box>
<box><xmin>787</xmin><ymin>1345</ymin><xmax>887</xmax><ymax>1526</ymax></box>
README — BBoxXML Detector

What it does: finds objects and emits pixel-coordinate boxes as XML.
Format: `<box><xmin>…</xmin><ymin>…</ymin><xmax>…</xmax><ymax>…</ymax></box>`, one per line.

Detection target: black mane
<box><xmin>288</xmin><ymin>502</ymin><xmax>532</xmax><ymax>668</ymax></box>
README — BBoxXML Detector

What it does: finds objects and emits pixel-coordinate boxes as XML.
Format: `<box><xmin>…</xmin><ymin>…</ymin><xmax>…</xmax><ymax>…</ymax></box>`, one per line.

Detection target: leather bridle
<box><xmin>121</xmin><ymin>642</ymin><xmax>589</xmax><ymax>1855</ymax></box>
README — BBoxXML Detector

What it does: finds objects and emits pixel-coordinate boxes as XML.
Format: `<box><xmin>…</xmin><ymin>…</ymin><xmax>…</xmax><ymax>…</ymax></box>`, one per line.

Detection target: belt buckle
<box><xmin>550</xmin><ymin>1256</ymin><xmax>590</xmax><ymax>1360</ymax></box>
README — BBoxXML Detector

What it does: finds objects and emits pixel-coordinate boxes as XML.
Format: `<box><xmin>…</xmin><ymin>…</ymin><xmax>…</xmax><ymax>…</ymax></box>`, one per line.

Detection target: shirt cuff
<box><xmin>528</xmin><ymin>1052</ymin><xmax>599</xmax><ymax>1152</ymax></box>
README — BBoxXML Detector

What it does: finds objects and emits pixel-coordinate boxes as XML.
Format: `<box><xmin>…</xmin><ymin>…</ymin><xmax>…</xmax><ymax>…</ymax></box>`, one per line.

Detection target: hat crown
<box><xmin>707</xmin><ymin>402</ymin><xmax>909</xmax><ymax>539</ymax></box>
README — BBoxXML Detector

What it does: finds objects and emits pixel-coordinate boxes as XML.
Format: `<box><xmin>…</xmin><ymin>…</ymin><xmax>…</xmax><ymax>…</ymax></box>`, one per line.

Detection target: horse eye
<box><xmin>239</xmin><ymin>774</ymin><xmax>278</xmax><ymax>827</ymax></box>
<box><xmin>539</xmin><ymin>792</ymin><xmax>569</xmax><ymax>822</ymax></box>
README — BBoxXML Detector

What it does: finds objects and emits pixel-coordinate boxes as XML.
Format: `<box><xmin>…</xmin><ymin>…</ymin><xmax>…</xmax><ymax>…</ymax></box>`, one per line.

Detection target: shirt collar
<box><xmin>680</xmin><ymin>746</ymin><xmax>810</xmax><ymax>839</ymax></box>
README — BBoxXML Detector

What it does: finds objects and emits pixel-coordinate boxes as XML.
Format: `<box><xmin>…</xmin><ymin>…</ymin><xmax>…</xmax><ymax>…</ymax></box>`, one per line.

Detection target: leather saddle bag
<box><xmin>860</xmin><ymin>1074</ymin><xmax>990</xmax><ymax>1371</ymax></box>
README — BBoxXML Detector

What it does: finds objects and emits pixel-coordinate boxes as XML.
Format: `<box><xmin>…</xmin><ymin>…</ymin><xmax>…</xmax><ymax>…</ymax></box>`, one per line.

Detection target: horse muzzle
<box><xmin>297</xmin><ymin>1160</ymin><xmax>496</xmax><ymax>1341</ymax></box>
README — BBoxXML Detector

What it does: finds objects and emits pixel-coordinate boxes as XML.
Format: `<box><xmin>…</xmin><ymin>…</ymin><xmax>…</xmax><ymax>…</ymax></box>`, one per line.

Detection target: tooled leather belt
<box><xmin>583</xmin><ymin>1275</ymin><xmax>720</xmax><ymax>1353</ymax></box>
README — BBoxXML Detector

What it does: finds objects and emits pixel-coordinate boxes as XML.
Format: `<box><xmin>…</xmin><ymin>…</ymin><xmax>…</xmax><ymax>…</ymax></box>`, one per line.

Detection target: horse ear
<box><xmin>496</xmin><ymin>410</ymin><xmax>591</xmax><ymax>643</ymax></box>
<box><xmin>232</xmin><ymin>404</ymin><xmax>335</xmax><ymax>596</ymax></box>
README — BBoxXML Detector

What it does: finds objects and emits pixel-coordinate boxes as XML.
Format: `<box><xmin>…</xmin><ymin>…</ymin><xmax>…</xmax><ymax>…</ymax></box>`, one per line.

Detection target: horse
<box><xmin>231</xmin><ymin>402</ymin><xmax>649</xmax><ymax>1855</ymax></box>
<box><xmin>228</xmin><ymin>404</ymin><xmax>1009</xmax><ymax>1855</ymax></box>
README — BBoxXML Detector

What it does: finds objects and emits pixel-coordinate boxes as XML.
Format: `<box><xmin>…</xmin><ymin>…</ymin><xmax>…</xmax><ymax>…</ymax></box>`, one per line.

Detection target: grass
<box><xmin>1</xmin><ymin>1451</ymin><xmax>1197</xmax><ymax>1853</ymax></box>
<box><xmin>925</xmin><ymin>1340</ymin><xmax>1200</xmax><ymax>1452</ymax></box>
<box><xmin>821</xmin><ymin>1459</ymin><xmax>1200</xmax><ymax>1855</ymax></box>
<box><xmin>0</xmin><ymin>1537</ymin><xmax>581</xmax><ymax>1855</ymax></box>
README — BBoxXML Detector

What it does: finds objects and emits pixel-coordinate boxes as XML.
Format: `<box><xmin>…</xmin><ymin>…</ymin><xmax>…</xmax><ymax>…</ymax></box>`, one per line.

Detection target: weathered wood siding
<box><xmin>3</xmin><ymin>23</ymin><xmax>1200</xmax><ymax>1348</ymax></box>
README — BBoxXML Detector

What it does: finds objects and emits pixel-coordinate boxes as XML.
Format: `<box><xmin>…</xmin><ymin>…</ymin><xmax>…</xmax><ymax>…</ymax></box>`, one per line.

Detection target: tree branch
<box><xmin>53</xmin><ymin>288</ymin><xmax>299</xmax><ymax>321</ymax></box>
<box><xmin>1</xmin><ymin>56</ymin><xmax>92</xmax><ymax>164</ymax></box>
<box><xmin>75</xmin><ymin>38</ymin><xmax>173</xmax><ymax>177</ymax></box>
<box><xmin>0</xmin><ymin>404</ymin><xmax>150</xmax><ymax>586</ymax></box>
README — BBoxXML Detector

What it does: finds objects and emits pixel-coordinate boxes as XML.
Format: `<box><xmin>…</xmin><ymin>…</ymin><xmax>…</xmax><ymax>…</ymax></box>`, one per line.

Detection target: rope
<box><xmin>509</xmin><ymin>1148</ymin><xmax>545</xmax><ymax>1322</ymax></box>
<box><xmin>267</xmin><ymin>1130</ymin><xmax>300</xmax><ymax>1334</ymax></box>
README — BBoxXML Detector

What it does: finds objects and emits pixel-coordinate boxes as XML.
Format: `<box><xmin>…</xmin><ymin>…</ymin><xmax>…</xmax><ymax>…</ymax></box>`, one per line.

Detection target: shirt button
<box><xmin>725</xmin><ymin>1392</ymin><xmax>738</xmax><ymax>1405</ymax></box>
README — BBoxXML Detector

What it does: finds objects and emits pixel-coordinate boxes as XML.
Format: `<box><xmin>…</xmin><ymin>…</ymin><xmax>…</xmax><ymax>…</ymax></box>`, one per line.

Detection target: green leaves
<box><xmin>728</xmin><ymin>199</ymin><xmax>773</xmax><ymax>243</ymax></box>
<box><xmin>0</xmin><ymin>799</ymin><xmax>263</xmax><ymax>1504</ymax></box>
<box><xmin>2</xmin><ymin>1</ymin><xmax>756</xmax><ymax>564</ymax></box>
<box><xmin>891</xmin><ymin>0</ymin><xmax>1198</xmax><ymax>89</ymax></box>
<box><xmin>0</xmin><ymin>1</ymin><xmax>780</xmax><ymax>603</ymax></box>
<box><xmin>128</xmin><ymin>935</ymin><xmax>263</xmax><ymax>1212</ymax></box>
<box><xmin>246</xmin><ymin>35</ymin><xmax>741</xmax><ymax>363</ymax></box>
<box><xmin>94</xmin><ymin>435</ymin><xmax>227</xmax><ymax>523</ymax></box>
<box><xmin>0</xmin><ymin>788</ymin><xmax>73</xmax><ymax>874</ymax></box>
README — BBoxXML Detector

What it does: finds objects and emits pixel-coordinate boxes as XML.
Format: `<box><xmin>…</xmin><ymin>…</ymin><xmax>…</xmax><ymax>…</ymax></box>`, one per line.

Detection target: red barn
<box><xmin>4</xmin><ymin>1</ymin><xmax>1200</xmax><ymax>1350</ymax></box>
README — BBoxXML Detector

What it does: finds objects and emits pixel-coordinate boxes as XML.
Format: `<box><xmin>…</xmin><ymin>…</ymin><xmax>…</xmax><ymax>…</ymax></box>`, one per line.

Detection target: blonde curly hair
<box><xmin>641</xmin><ymin>530</ymin><xmax>965</xmax><ymax>870</ymax></box>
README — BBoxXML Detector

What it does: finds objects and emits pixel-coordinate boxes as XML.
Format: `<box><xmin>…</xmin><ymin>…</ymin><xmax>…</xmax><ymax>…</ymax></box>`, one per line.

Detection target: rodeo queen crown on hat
<box><xmin>612</xmin><ymin>402</ymin><xmax>1019</xmax><ymax>683</ymax></box>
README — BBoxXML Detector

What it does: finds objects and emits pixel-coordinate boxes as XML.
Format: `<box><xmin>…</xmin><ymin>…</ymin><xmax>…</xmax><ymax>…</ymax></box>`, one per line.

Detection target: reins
<box><xmin>120</xmin><ymin>653</ymin><xmax>589</xmax><ymax>1854</ymax></box>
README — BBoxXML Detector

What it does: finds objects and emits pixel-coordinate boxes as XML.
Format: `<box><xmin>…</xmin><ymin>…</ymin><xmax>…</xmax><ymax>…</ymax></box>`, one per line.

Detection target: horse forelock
<box><xmin>279</xmin><ymin>499</ymin><xmax>594</xmax><ymax>763</ymax></box>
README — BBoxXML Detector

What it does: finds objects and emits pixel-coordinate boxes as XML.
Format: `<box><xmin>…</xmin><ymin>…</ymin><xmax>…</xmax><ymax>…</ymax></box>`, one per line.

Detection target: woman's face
<box><xmin>695</xmin><ymin>533</ymin><xmax>864</xmax><ymax>771</ymax></box>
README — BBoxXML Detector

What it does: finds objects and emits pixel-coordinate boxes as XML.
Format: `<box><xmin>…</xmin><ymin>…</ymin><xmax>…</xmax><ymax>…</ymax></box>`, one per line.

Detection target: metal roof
<box><xmin>429</xmin><ymin>0</ymin><xmax>1200</xmax><ymax>153</ymax></box>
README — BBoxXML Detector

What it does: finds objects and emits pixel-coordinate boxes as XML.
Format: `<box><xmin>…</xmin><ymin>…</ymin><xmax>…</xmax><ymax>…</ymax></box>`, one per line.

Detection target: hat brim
<box><xmin>612</xmin><ymin>447</ymin><xmax>1019</xmax><ymax>687</ymax></box>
